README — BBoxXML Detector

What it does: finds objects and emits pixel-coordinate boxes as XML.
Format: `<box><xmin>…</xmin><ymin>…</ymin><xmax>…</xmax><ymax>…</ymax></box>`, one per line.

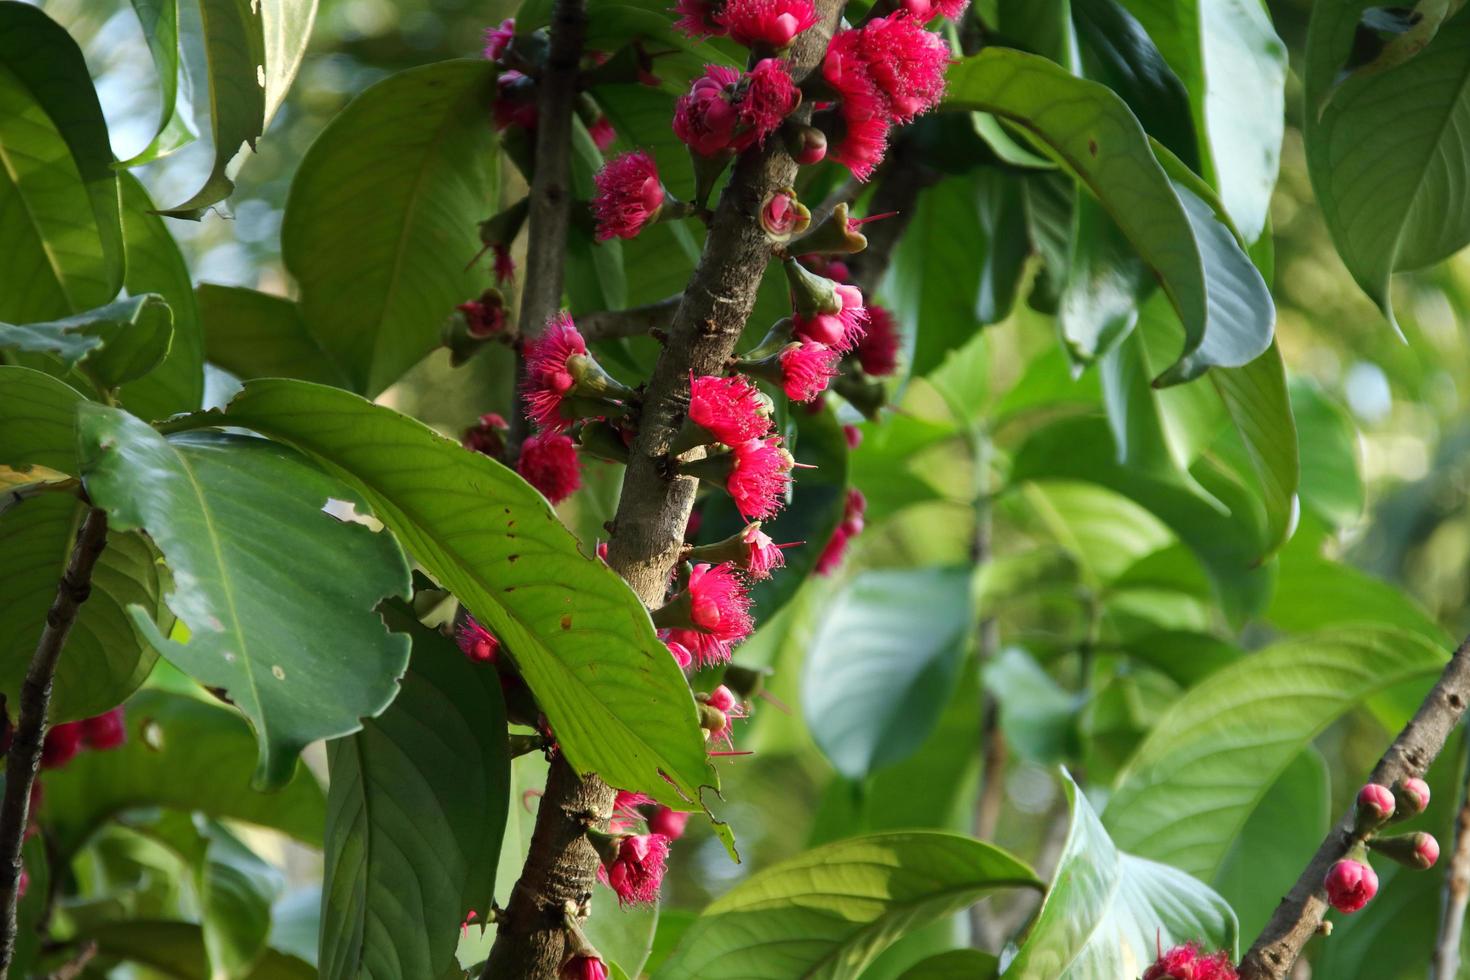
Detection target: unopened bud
<box><xmin>1369</xmin><ymin>831</ymin><xmax>1440</xmax><ymax>870</ymax></box>
<box><xmin>1324</xmin><ymin>857</ymin><xmax>1378</xmax><ymax>914</ymax></box>
<box><xmin>1354</xmin><ymin>783</ymin><xmax>1396</xmax><ymax>835</ymax></box>
<box><xmin>783</xmin><ymin>257</ymin><xmax>841</xmax><ymax>318</ymax></box>
<box><xmin>760</xmin><ymin>188</ymin><xmax>811</xmax><ymax>243</ymax></box>
<box><xmin>1391</xmin><ymin>777</ymin><xmax>1430</xmax><ymax>821</ymax></box>
<box><xmin>782</xmin><ymin>121</ymin><xmax>827</xmax><ymax>165</ymax></box>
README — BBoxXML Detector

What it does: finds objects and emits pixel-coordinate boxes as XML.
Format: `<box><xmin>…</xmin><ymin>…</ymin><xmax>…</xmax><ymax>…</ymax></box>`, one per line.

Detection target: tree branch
<box><xmin>1238</xmin><ymin>633</ymin><xmax>1470</xmax><ymax>979</ymax></box>
<box><xmin>1432</xmin><ymin>729</ymin><xmax>1470</xmax><ymax>980</ymax></box>
<box><xmin>0</xmin><ymin>506</ymin><xmax>108</xmax><ymax>978</ymax></box>
<box><xmin>577</xmin><ymin>294</ymin><xmax>681</xmax><ymax>341</ymax></box>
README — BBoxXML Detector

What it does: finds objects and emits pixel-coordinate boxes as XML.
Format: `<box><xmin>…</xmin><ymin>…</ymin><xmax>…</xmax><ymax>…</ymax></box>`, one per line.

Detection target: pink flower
<box><xmin>836</xmin><ymin>14</ymin><xmax>950</xmax><ymax>125</ymax></box>
<box><xmin>492</xmin><ymin>244</ymin><xmax>516</xmax><ymax>285</ymax></box>
<box><xmin>731</xmin><ymin>59</ymin><xmax>799</xmax><ymax>151</ymax></box>
<box><xmin>760</xmin><ymin>188</ymin><xmax>808</xmax><ymax>240</ymax></box>
<box><xmin>741</xmin><ymin>523</ymin><xmax>789</xmax><ymax>579</ymax></box>
<box><xmin>518</xmin><ymin>429</ymin><xmax>583</xmax><ymax>504</ymax></box>
<box><xmin>660</xmin><ymin>632</ymin><xmax>695</xmax><ymax>669</ymax></box>
<box><xmin>688</xmin><ymin>562</ymin><xmax>754</xmax><ymax>641</ymax></box>
<box><xmin>778</xmin><ymin>341</ymin><xmax>839</xmax><ymax>402</ymax></box>
<box><xmin>41</xmin><ymin>721</ymin><xmax>84</xmax><ymax>769</ymax></box>
<box><xmin>789</xmin><ymin>124</ymin><xmax>827</xmax><ymax>164</ymax></box>
<box><xmin>593</xmin><ymin>151</ymin><xmax>665</xmax><ymax>241</ymax></box>
<box><xmin>674</xmin><ymin>66</ymin><xmax>742</xmax><ymax>156</ymax></box>
<box><xmin>673</xmin><ymin>0</ymin><xmax>726</xmax><ymax>38</ymax></box>
<box><xmin>1324</xmin><ymin>859</ymin><xmax>1378</xmax><ymax>914</ymax></box>
<box><xmin>856</xmin><ymin>302</ymin><xmax>900</xmax><ymax>376</ymax></box>
<box><xmin>457</xmin><ymin>297</ymin><xmax>506</xmax><ymax>338</ymax></box>
<box><xmin>1356</xmin><ymin>783</ymin><xmax>1396</xmax><ymax>826</ymax></box>
<box><xmin>703</xmin><ymin>684</ymin><xmax>749</xmax><ymax>747</ymax></box>
<box><xmin>561</xmin><ymin>955</ymin><xmax>610</xmax><ymax>980</ymax></box>
<box><xmin>483</xmin><ymin>18</ymin><xmax>515</xmax><ymax>61</ymax></box>
<box><xmin>81</xmin><ymin>708</ymin><xmax>126</xmax><ymax>750</ymax></box>
<box><xmin>597</xmin><ymin>833</ymin><xmax>671</xmax><ymax>906</ymax></box>
<box><xmin>816</xmin><ymin>487</ymin><xmax>866</xmax><ymax>574</ymax></box>
<box><xmin>716</xmin><ymin>0</ymin><xmax>819</xmax><ymax>48</ymax></box>
<box><xmin>493</xmin><ymin>70</ymin><xmax>538</xmax><ymax>130</ymax></box>
<box><xmin>728</xmin><ymin>436</ymin><xmax>793</xmax><ymax>520</ymax></box>
<box><xmin>1142</xmin><ymin>943</ymin><xmax>1237</xmax><ymax>980</ymax></box>
<box><xmin>589</xmin><ymin>116</ymin><xmax>617</xmax><ymax>152</ymax></box>
<box><xmin>611</xmin><ymin>789</ymin><xmax>654</xmax><ymax>832</ymax></box>
<box><xmin>794</xmin><ymin>283</ymin><xmax>868</xmax><ymax>352</ymax></box>
<box><xmin>898</xmin><ymin>0</ymin><xmax>969</xmax><ymax>20</ymax></box>
<box><xmin>463</xmin><ymin>412</ymin><xmax>509</xmax><ymax>458</ymax></box>
<box><xmin>649</xmin><ymin>806</ymin><xmax>690</xmax><ymax>839</ymax></box>
<box><xmin>457</xmin><ymin>617</ymin><xmax>501</xmax><ymax>663</ymax></box>
<box><xmin>523</xmin><ymin>313</ymin><xmax>589</xmax><ymax>430</ymax></box>
<box><xmin>689</xmin><ymin>374</ymin><xmax>771</xmax><ymax>445</ymax></box>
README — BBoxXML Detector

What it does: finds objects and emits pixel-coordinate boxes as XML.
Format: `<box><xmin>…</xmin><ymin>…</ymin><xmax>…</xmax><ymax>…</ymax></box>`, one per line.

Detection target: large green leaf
<box><xmin>1103</xmin><ymin>628</ymin><xmax>1447</xmax><ymax>879</ymax></box>
<box><xmin>0</xmin><ymin>367</ymin><xmax>165</xmax><ymax>720</ymax></box>
<box><xmin>0</xmin><ymin>294</ymin><xmax>173</xmax><ymax>390</ymax></box>
<box><xmin>0</xmin><ymin>2</ymin><xmax>124</xmax><ymax>323</ymax></box>
<box><xmin>196</xmin><ymin>284</ymin><xmax>351</xmax><ymax>387</ymax></box>
<box><xmin>1291</xmin><ymin>378</ymin><xmax>1362</xmax><ymax>527</ymax></box>
<box><xmin>1060</xmin><ymin>195</ymin><xmax>1147</xmax><ymax>364</ymax></box>
<box><xmin>116</xmin><ymin>174</ymin><xmax>205</xmax><ymax>420</ymax></box>
<box><xmin>170</xmin><ymin>379</ymin><xmax>713</xmax><ymax>806</ymax></box>
<box><xmin>1266</xmin><ymin>547</ymin><xmax>1450</xmax><ymax>646</ymax></box>
<box><xmin>1305</xmin><ymin>0</ymin><xmax>1470</xmax><ymax>326</ymax></box>
<box><xmin>1212</xmin><ymin>342</ymin><xmax>1298</xmax><ymax>555</ymax></box>
<box><xmin>944</xmin><ymin>47</ymin><xmax>1271</xmax><ymax>384</ymax></box>
<box><xmin>320</xmin><ymin>608</ymin><xmax>509</xmax><ymax>980</ymax></box>
<box><xmin>803</xmin><ymin>568</ymin><xmax>972</xmax><ymax>781</ymax></box>
<box><xmin>655</xmin><ymin>833</ymin><xmax>1039</xmax><ymax>980</ymax></box>
<box><xmin>197</xmin><ymin>820</ymin><xmax>286</xmax><ymax>980</ymax></box>
<box><xmin>120</xmin><ymin>0</ymin><xmax>195</xmax><ymax>167</ymax></box>
<box><xmin>77</xmin><ymin>407</ymin><xmax>413</xmax><ymax>788</ymax></box>
<box><xmin>898</xmin><ymin>950</ymin><xmax>999</xmax><ymax>980</ymax></box>
<box><xmin>84</xmin><ymin>919</ymin><xmax>313</xmax><ymax>979</ymax></box>
<box><xmin>1115</xmin><ymin>0</ymin><xmax>1286</xmax><ymax>241</ymax></box>
<box><xmin>1004</xmin><ymin>773</ymin><xmax>1238</xmax><ymax>978</ymax></box>
<box><xmin>39</xmin><ymin>688</ymin><xmax>326</xmax><ymax>859</ymax></box>
<box><xmin>282</xmin><ymin>61</ymin><xmax>499</xmax><ymax>395</ymax></box>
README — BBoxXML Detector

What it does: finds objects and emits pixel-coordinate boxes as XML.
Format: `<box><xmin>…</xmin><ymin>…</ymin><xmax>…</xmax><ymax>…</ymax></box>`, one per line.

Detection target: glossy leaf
<box><xmin>1004</xmin><ymin>772</ymin><xmax>1238</xmax><ymax>978</ymax></box>
<box><xmin>656</xmin><ymin>833</ymin><xmax>1039</xmax><ymax>980</ymax></box>
<box><xmin>282</xmin><ymin>61</ymin><xmax>499</xmax><ymax>395</ymax></box>
<box><xmin>39</xmin><ymin>688</ymin><xmax>326</xmax><ymax>859</ymax></box>
<box><xmin>1060</xmin><ymin>194</ymin><xmax>1146</xmax><ymax>364</ymax></box>
<box><xmin>1304</xmin><ymin>0</ymin><xmax>1470</xmax><ymax>327</ymax></box>
<box><xmin>0</xmin><ymin>2</ymin><xmax>124</xmax><ymax>323</ymax></box>
<box><xmin>0</xmin><ymin>294</ymin><xmax>173</xmax><ymax>390</ymax></box>
<box><xmin>196</xmin><ymin>284</ymin><xmax>351</xmax><ymax>387</ymax></box>
<box><xmin>1326</xmin><ymin>0</ymin><xmax>1467</xmax><ymax>95</ymax></box>
<box><xmin>174</xmin><ymin>379</ymin><xmax>713</xmax><ymax>807</ymax></box>
<box><xmin>78</xmin><ymin>407</ymin><xmax>413</xmax><ymax>788</ymax></box>
<box><xmin>1104</xmin><ymin>628</ymin><xmax>1447</xmax><ymax>878</ymax></box>
<box><xmin>320</xmin><ymin>608</ymin><xmax>509</xmax><ymax>980</ymax></box>
<box><xmin>803</xmin><ymin>567</ymin><xmax>972</xmax><ymax>780</ymax></box>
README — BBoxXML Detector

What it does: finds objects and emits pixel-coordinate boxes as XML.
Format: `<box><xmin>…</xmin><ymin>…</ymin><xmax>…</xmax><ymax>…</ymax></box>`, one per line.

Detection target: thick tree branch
<box><xmin>1239</xmin><ymin>633</ymin><xmax>1470</xmax><ymax>979</ymax></box>
<box><xmin>577</xmin><ymin>294</ymin><xmax>681</xmax><ymax>341</ymax></box>
<box><xmin>0</xmin><ymin>506</ymin><xmax>108</xmax><ymax>978</ymax></box>
<box><xmin>1431</xmin><ymin>731</ymin><xmax>1470</xmax><ymax>980</ymax></box>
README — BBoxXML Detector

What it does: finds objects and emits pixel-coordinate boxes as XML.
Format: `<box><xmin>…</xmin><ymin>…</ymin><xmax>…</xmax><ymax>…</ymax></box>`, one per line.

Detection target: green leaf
<box><xmin>119</xmin><ymin>0</ymin><xmax>195</xmax><ymax>168</ymax></box>
<box><xmin>1291</xmin><ymin>379</ymin><xmax>1362</xmax><ymax>527</ymax></box>
<box><xmin>1212</xmin><ymin>342</ymin><xmax>1298</xmax><ymax>555</ymax></box>
<box><xmin>0</xmin><ymin>2</ymin><xmax>124</xmax><ymax>322</ymax></box>
<box><xmin>655</xmin><ymin>832</ymin><xmax>1039</xmax><ymax>980</ymax></box>
<box><xmin>39</xmin><ymin>688</ymin><xmax>326</xmax><ymax>860</ymax></box>
<box><xmin>983</xmin><ymin>647</ymin><xmax>1080</xmax><ymax>764</ymax></box>
<box><xmin>282</xmin><ymin>61</ymin><xmax>499</xmax><ymax>395</ymax></box>
<box><xmin>1005</xmin><ymin>772</ymin><xmax>1237</xmax><ymax>978</ymax></box>
<box><xmin>77</xmin><ymin>406</ymin><xmax>413</xmax><ymax>788</ymax></box>
<box><xmin>0</xmin><ymin>295</ymin><xmax>173</xmax><ymax>390</ymax></box>
<box><xmin>320</xmin><ymin>607</ymin><xmax>509</xmax><ymax>980</ymax></box>
<box><xmin>897</xmin><ymin>949</ymin><xmax>999</xmax><ymax>980</ymax></box>
<box><xmin>1266</xmin><ymin>547</ymin><xmax>1450</xmax><ymax>646</ymax></box>
<box><xmin>1103</xmin><ymin>627</ymin><xmax>1447</xmax><ymax>878</ymax></box>
<box><xmin>1305</xmin><ymin>0</ymin><xmax>1470</xmax><ymax>327</ymax></box>
<box><xmin>83</xmin><ymin>919</ymin><xmax>314</xmax><ymax>979</ymax></box>
<box><xmin>198</xmin><ymin>820</ymin><xmax>285</xmax><ymax>980</ymax></box>
<box><xmin>174</xmin><ymin>379</ymin><xmax>712</xmax><ymax>807</ymax></box>
<box><xmin>0</xmin><ymin>368</ymin><xmax>165</xmax><ymax>720</ymax></box>
<box><xmin>196</xmin><ymin>284</ymin><xmax>351</xmax><ymax>387</ymax></box>
<box><xmin>1321</xmin><ymin>0</ymin><xmax>1467</xmax><ymax>111</ymax></box>
<box><xmin>1114</xmin><ymin>0</ymin><xmax>1286</xmax><ymax>241</ymax></box>
<box><xmin>586</xmin><ymin>887</ymin><xmax>660</xmax><ymax>980</ymax></box>
<box><xmin>116</xmin><ymin>174</ymin><xmax>205</xmax><ymax>420</ymax></box>
<box><xmin>1060</xmin><ymin>194</ymin><xmax>1147</xmax><ymax>364</ymax></box>
<box><xmin>803</xmin><ymin>567</ymin><xmax>972</xmax><ymax>780</ymax></box>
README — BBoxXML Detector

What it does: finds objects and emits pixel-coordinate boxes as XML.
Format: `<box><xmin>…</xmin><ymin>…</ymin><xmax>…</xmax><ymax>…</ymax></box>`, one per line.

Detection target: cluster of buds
<box><xmin>1324</xmin><ymin>777</ymin><xmax>1437</xmax><ymax>916</ymax></box>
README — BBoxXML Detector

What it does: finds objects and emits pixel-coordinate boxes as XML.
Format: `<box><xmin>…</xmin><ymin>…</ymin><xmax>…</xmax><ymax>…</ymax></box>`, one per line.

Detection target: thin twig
<box><xmin>0</xmin><ymin>507</ymin><xmax>108</xmax><ymax>978</ymax></box>
<box><xmin>1432</xmin><ymin>728</ymin><xmax>1470</xmax><ymax>980</ymax></box>
<box><xmin>1239</xmin><ymin>634</ymin><xmax>1470</xmax><ymax>979</ymax></box>
<box><xmin>45</xmin><ymin>939</ymin><xmax>96</xmax><ymax>980</ymax></box>
<box><xmin>577</xmin><ymin>294</ymin><xmax>682</xmax><ymax>341</ymax></box>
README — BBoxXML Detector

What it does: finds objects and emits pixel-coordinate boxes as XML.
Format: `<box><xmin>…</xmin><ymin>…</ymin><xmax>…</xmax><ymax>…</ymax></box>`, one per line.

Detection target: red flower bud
<box><xmin>1324</xmin><ymin>858</ymin><xmax>1378</xmax><ymax>913</ymax></box>
<box><xmin>1354</xmin><ymin>783</ymin><xmax>1395</xmax><ymax>834</ymax></box>
<box><xmin>1394</xmin><ymin>776</ymin><xmax>1430</xmax><ymax>818</ymax></box>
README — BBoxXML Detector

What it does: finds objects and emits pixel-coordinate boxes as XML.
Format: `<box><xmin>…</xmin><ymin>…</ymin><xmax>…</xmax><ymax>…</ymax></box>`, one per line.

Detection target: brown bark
<box><xmin>1239</xmin><ymin>634</ymin><xmax>1470</xmax><ymax>979</ymax></box>
<box><xmin>0</xmin><ymin>507</ymin><xmax>108</xmax><ymax>979</ymax></box>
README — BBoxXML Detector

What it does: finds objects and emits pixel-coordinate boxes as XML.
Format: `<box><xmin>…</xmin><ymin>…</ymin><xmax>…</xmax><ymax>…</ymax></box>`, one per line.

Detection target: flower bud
<box><xmin>760</xmin><ymin>188</ymin><xmax>811</xmax><ymax>243</ymax></box>
<box><xmin>782</xmin><ymin>120</ymin><xmax>827</xmax><ymax>164</ymax></box>
<box><xmin>1353</xmin><ymin>783</ymin><xmax>1396</xmax><ymax>835</ymax></box>
<box><xmin>1369</xmin><ymin>831</ymin><xmax>1440</xmax><ymax>870</ymax></box>
<box><xmin>1324</xmin><ymin>858</ymin><xmax>1378</xmax><ymax>913</ymax></box>
<box><xmin>1392</xmin><ymin>777</ymin><xmax>1430</xmax><ymax>821</ymax></box>
<box><xmin>783</xmin><ymin>257</ymin><xmax>842</xmax><ymax>318</ymax></box>
<box><xmin>791</xmin><ymin>202</ymin><xmax>870</xmax><ymax>256</ymax></box>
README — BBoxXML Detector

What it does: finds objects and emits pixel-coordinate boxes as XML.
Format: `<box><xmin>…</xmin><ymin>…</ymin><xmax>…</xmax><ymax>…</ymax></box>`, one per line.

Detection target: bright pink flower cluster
<box><xmin>523</xmin><ymin>314</ymin><xmax>589</xmax><ymax>430</ymax></box>
<box><xmin>592</xmin><ymin>151</ymin><xmax>665</xmax><ymax>241</ymax></box>
<box><xmin>1142</xmin><ymin>943</ymin><xmax>1237</xmax><ymax>980</ymax></box>
<box><xmin>483</xmin><ymin>18</ymin><xmax>515</xmax><ymax>61</ymax></box>
<box><xmin>711</xmin><ymin>0</ymin><xmax>818</xmax><ymax>48</ymax></box>
<box><xmin>463</xmin><ymin>412</ymin><xmax>508</xmax><ymax>458</ymax></box>
<box><xmin>597</xmin><ymin>832</ymin><xmax>671</xmax><ymax>906</ymax></box>
<box><xmin>561</xmin><ymin>955</ymin><xmax>609</xmax><ymax>980</ymax></box>
<box><xmin>518</xmin><ymin>429</ymin><xmax>583</xmax><ymax>504</ymax></box>
<box><xmin>456</xmin><ymin>617</ymin><xmax>501</xmax><ymax>663</ymax></box>
<box><xmin>728</xmin><ymin>436</ymin><xmax>794</xmax><ymax>520</ymax></box>
<box><xmin>664</xmin><ymin>562</ymin><xmax>755</xmax><ymax>668</ymax></box>
<box><xmin>674</xmin><ymin>61</ymin><xmax>798</xmax><ymax>157</ymax></box>
<box><xmin>823</xmin><ymin>14</ymin><xmax>950</xmax><ymax>178</ymax></box>
<box><xmin>794</xmin><ymin>282</ymin><xmax>869</xmax><ymax>353</ymax></box>
<box><xmin>816</xmin><ymin>488</ymin><xmax>867</xmax><ymax>575</ymax></box>
<box><xmin>778</xmin><ymin>341</ymin><xmax>840</xmax><ymax>402</ymax></box>
<box><xmin>741</xmin><ymin>523</ymin><xmax>789</xmax><ymax>579</ymax></box>
<box><xmin>704</xmin><ymin>683</ymin><xmax>749</xmax><ymax>747</ymax></box>
<box><xmin>898</xmin><ymin>0</ymin><xmax>970</xmax><ymax>22</ymax></box>
<box><xmin>689</xmin><ymin>374</ymin><xmax>771</xmax><ymax>445</ymax></box>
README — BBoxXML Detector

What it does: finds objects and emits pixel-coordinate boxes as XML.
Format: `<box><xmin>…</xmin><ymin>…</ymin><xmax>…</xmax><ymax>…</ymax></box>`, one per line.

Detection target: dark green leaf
<box><xmin>655</xmin><ymin>832</ymin><xmax>1039</xmax><ymax>980</ymax></box>
<box><xmin>175</xmin><ymin>379</ymin><xmax>712</xmax><ymax>806</ymax></box>
<box><xmin>803</xmin><ymin>567</ymin><xmax>971</xmax><ymax>780</ymax></box>
<box><xmin>197</xmin><ymin>284</ymin><xmax>351</xmax><ymax>387</ymax></box>
<box><xmin>1104</xmin><ymin>628</ymin><xmax>1447</xmax><ymax>878</ymax></box>
<box><xmin>320</xmin><ymin>608</ymin><xmax>509</xmax><ymax>980</ymax></box>
<box><xmin>1323</xmin><ymin>0</ymin><xmax>1467</xmax><ymax>108</ymax></box>
<box><xmin>898</xmin><ymin>949</ymin><xmax>999</xmax><ymax>980</ymax></box>
<box><xmin>78</xmin><ymin>407</ymin><xmax>413</xmax><ymax>787</ymax></box>
<box><xmin>198</xmin><ymin>821</ymin><xmax>285</xmax><ymax>980</ymax></box>
<box><xmin>39</xmin><ymin>688</ymin><xmax>326</xmax><ymax>860</ymax></box>
<box><xmin>1006</xmin><ymin>772</ymin><xmax>1238</xmax><ymax>977</ymax></box>
<box><xmin>84</xmin><ymin>919</ymin><xmax>314</xmax><ymax>979</ymax></box>
<box><xmin>1060</xmin><ymin>195</ymin><xmax>1147</xmax><ymax>364</ymax></box>
<box><xmin>0</xmin><ymin>295</ymin><xmax>173</xmax><ymax>389</ymax></box>
<box><xmin>0</xmin><ymin>2</ymin><xmax>124</xmax><ymax>322</ymax></box>
<box><xmin>282</xmin><ymin>61</ymin><xmax>499</xmax><ymax>395</ymax></box>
